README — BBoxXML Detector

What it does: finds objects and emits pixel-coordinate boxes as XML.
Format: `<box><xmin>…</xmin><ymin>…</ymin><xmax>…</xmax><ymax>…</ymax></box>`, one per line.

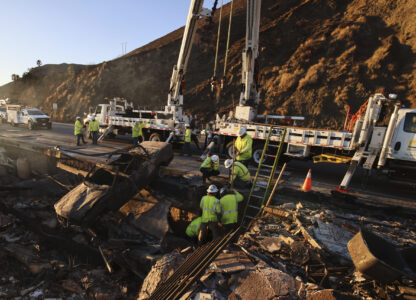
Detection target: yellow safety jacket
<box><xmin>89</xmin><ymin>120</ymin><xmax>99</xmax><ymax>132</ymax></box>
<box><xmin>74</xmin><ymin>120</ymin><xmax>83</xmax><ymax>135</ymax></box>
<box><xmin>200</xmin><ymin>195</ymin><xmax>220</xmax><ymax>223</ymax></box>
<box><xmin>132</xmin><ymin>122</ymin><xmax>147</xmax><ymax>138</ymax></box>
<box><xmin>200</xmin><ymin>157</ymin><xmax>219</xmax><ymax>171</ymax></box>
<box><xmin>231</xmin><ymin>161</ymin><xmax>251</xmax><ymax>183</ymax></box>
<box><xmin>235</xmin><ymin>134</ymin><xmax>253</xmax><ymax>161</ymax></box>
<box><xmin>184</xmin><ymin>128</ymin><xmax>192</xmax><ymax>143</ymax></box>
<box><xmin>220</xmin><ymin>191</ymin><xmax>244</xmax><ymax>225</ymax></box>
<box><xmin>186</xmin><ymin>217</ymin><xmax>202</xmax><ymax>238</ymax></box>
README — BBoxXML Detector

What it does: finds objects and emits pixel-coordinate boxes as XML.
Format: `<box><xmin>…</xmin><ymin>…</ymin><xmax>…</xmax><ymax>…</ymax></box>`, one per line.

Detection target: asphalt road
<box><xmin>1</xmin><ymin>122</ymin><xmax>415</xmax><ymax>200</ymax></box>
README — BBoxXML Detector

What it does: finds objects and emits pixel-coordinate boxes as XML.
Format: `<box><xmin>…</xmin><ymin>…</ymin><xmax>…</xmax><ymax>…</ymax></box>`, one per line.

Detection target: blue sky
<box><xmin>0</xmin><ymin>0</ymin><xmax>227</xmax><ymax>86</ymax></box>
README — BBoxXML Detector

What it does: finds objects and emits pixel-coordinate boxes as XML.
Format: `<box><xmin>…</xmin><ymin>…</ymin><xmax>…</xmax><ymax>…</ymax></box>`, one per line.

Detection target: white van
<box><xmin>6</xmin><ymin>105</ymin><xmax>52</xmax><ymax>130</ymax></box>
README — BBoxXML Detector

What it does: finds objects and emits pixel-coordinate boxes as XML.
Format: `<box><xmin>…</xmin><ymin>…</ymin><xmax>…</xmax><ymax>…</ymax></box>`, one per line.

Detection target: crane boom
<box><xmin>165</xmin><ymin>0</ymin><xmax>211</xmax><ymax>121</ymax></box>
<box><xmin>236</xmin><ymin>0</ymin><xmax>261</xmax><ymax>121</ymax></box>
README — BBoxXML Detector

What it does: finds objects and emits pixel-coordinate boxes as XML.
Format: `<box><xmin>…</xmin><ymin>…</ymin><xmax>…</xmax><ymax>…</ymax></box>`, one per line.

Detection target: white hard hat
<box><xmin>224</xmin><ymin>159</ymin><xmax>233</xmax><ymax>169</ymax></box>
<box><xmin>185</xmin><ymin>123</ymin><xmax>190</xmax><ymax>127</ymax></box>
<box><xmin>207</xmin><ymin>184</ymin><xmax>218</xmax><ymax>193</ymax></box>
<box><xmin>211</xmin><ymin>155</ymin><xmax>219</xmax><ymax>163</ymax></box>
<box><xmin>238</xmin><ymin>127</ymin><xmax>247</xmax><ymax>136</ymax></box>
<box><xmin>209</xmin><ymin>121</ymin><xmax>213</xmax><ymax>124</ymax></box>
<box><xmin>91</xmin><ymin>116</ymin><xmax>95</xmax><ymax>120</ymax></box>
<box><xmin>76</xmin><ymin>116</ymin><xmax>81</xmax><ymax>119</ymax></box>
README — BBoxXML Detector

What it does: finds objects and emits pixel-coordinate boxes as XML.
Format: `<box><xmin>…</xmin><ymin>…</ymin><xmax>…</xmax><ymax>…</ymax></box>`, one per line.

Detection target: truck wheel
<box><xmin>28</xmin><ymin>121</ymin><xmax>34</xmax><ymax>130</ymax></box>
<box><xmin>252</xmin><ymin>147</ymin><xmax>264</xmax><ymax>165</ymax></box>
<box><xmin>226</xmin><ymin>141</ymin><xmax>235</xmax><ymax>159</ymax></box>
<box><xmin>149</xmin><ymin>132</ymin><xmax>161</xmax><ymax>142</ymax></box>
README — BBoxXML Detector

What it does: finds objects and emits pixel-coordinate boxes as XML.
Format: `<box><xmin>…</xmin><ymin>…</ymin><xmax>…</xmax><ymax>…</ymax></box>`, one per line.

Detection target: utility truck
<box><xmin>6</xmin><ymin>105</ymin><xmax>51</xmax><ymax>130</ymax></box>
<box><xmin>208</xmin><ymin>0</ymin><xmax>416</xmax><ymax>191</ymax></box>
<box><xmin>92</xmin><ymin>0</ymin><xmax>213</xmax><ymax>143</ymax></box>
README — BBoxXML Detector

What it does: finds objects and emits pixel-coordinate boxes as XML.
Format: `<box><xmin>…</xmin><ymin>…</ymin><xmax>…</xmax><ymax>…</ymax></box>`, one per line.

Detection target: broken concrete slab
<box><xmin>306</xmin><ymin>289</ymin><xmax>360</xmax><ymax>300</ymax></box>
<box><xmin>211</xmin><ymin>251</ymin><xmax>253</xmax><ymax>274</ymax></box>
<box><xmin>137</xmin><ymin>252</ymin><xmax>185</xmax><ymax>300</ymax></box>
<box><xmin>54</xmin><ymin>142</ymin><xmax>173</xmax><ymax>225</ymax></box>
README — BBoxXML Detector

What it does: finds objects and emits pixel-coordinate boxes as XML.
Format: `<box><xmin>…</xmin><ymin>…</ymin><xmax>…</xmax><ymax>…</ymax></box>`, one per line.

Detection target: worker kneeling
<box><xmin>224</xmin><ymin>159</ymin><xmax>251</xmax><ymax>189</ymax></box>
<box><xmin>200</xmin><ymin>155</ymin><xmax>219</xmax><ymax>183</ymax></box>
<box><xmin>198</xmin><ymin>185</ymin><xmax>221</xmax><ymax>245</ymax></box>
<box><xmin>219</xmin><ymin>188</ymin><xmax>243</xmax><ymax>233</ymax></box>
<box><xmin>186</xmin><ymin>216</ymin><xmax>202</xmax><ymax>241</ymax></box>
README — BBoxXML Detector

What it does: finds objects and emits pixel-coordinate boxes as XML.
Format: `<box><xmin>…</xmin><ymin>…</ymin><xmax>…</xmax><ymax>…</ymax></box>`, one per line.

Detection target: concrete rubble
<box><xmin>1</xmin><ymin>143</ymin><xmax>416</xmax><ymax>299</ymax></box>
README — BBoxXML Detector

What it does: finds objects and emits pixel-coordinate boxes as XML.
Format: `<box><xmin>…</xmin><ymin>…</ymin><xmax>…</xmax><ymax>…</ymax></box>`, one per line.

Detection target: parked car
<box><xmin>6</xmin><ymin>105</ymin><xmax>52</xmax><ymax>129</ymax></box>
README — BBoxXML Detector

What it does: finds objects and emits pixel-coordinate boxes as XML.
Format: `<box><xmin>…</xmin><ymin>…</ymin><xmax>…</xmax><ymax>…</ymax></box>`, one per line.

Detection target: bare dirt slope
<box><xmin>1</xmin><ymin>0</ymin><xmax>415</xmax><ymax>128</ymax></box>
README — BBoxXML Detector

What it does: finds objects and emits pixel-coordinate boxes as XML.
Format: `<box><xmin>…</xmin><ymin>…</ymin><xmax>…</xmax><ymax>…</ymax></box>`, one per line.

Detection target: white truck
<box><xmin>87</xmin><ymin>0</ymin><xmax>212</xmax><ymax>143</ymax></box>
<box><xmin>210</xmin><ymin>0</ymin><xmax>416</xmax><ymax>191</ymax></box>
<box><xmin>6</xmin><ymin>105</ymin><xmax>52</xmax><ymax>130</ymax></box>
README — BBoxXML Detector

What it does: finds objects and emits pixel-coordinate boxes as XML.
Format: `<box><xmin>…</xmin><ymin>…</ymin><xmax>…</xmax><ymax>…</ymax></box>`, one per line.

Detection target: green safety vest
<box><xmin>74</xmin><ymin>120</ymin><xmax>83</xmax><ymax>135</ymax></box>
<box><xmin>184</xmin><ymin>128</ymin><xmax>192</xmax><ymax>143</ymax></box>
<box><xmin>235</xmin><ymin>134</ymin><xmax>253</xmax><ymax>161</ymax></box>
<box><xmin>186</xmin><ymin>217</ymin><xmax>202</xmax><ymax>238</ymax></box>
<box><xmin>200</xmin><ymin>195</ymin><xmax>220</xmax><ymax>223</ymax></box>
<box><xmin>220</xmin><ymin>191</ymin><xmax>244</xmax><ymax>225</ymax></box>
<box><xmin>132</xmin><ymin>122</ymin><xmax>146</xmax><ymax>138</ymax></box>
<box><xmin>231</xmin><ymin>161</ymin><xmax>251</xmax><ymax>183</ymax></box>
<box><xmin>89</xmin><ymin>120</ymin><xmax>99</xmax><ymax>132</ymax></box>
<box><xmin>200</xmin><ymin>157</ymin><xmax>219</xmax><ymax>171</ymax></box>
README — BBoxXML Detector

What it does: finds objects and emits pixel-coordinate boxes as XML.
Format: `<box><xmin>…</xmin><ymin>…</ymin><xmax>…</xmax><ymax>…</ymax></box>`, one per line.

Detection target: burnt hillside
<box><xmin>1</xmin><ymin>0</ymin><xmax>415</xmax><ymax>128</ymax></box>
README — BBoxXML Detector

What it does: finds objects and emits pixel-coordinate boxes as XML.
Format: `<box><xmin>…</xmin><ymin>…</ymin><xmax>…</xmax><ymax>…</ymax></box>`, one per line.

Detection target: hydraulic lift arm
<box><xmin>165</xmin><ymin>0</ymin><xmax>212</xmax><ymax>121</ymax></box>
<box><xmin>239</xmin><ymin>0</ymin><xmax>261</xmax><ymax>108</ymax></box>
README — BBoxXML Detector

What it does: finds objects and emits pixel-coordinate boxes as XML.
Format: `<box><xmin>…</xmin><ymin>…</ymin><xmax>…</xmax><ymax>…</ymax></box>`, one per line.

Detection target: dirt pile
<box><xmin>1</xmin><ymin>0</ymin><xmax>415</xmax><ymax>128</ymax></box>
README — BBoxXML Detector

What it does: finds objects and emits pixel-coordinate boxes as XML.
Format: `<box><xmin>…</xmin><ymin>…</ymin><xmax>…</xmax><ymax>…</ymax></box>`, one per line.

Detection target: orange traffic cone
<box><xmin>301</xmin><ymin>169</ymin><xmax>312</xmax><ymax>192</ymax></box>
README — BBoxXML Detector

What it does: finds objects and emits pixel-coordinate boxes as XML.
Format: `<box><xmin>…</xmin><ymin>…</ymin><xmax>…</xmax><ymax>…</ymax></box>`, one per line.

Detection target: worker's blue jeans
<box><xmin>76</xmin><ymin>134</ymin><xmax>86</xmax><ymax>146</ymax></box>
<box><xmin>200</xmin><ymin>168</ymin><xmax>219</xmax><ymax>182</ymax></box>
<box><xmin>181</xmin><ymin>142</ymin><xmax>191</xmax><ymax>156</ymax></box>
<box><xmin>133</xmin><ymin>136</ymin><xmax>143</xmax><ymax>146</ymax></box>
<box><xmin>91</xmin><ymin>131</ymin><xmax>98</xmax><ymax>145</ymax></box>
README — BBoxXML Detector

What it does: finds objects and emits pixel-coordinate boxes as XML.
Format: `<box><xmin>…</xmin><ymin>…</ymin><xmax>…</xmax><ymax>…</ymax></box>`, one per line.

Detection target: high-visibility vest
<box><xmin>184</xmin><ymin>128</ymin><xmax>192</xmax><ymax>143</ymax></box>
<box><xmin>200</xmin><ymin>195</ymin><xmax>220</xmax><ymax>223</ymax></box>
<box><xmin>235</xmin><ymin>134</ymin><xmax>253</xmax><ymax>161</ymax></box>
<box><xmin>220</xmin><ymin>191</ymin><xmax>244</xmax><ymax>225</ymax></box>
<box><xmin>231</xmin><ymin>161</ymin><xmax>251</xmax><ymax>182</ymax></box>
<box><xmin>74</xmin><ymin>120</ymin><xmax>83</xmax><ymax>135</ymax></box>
<box><xmin>89</xmin><ymin>120</ymin><xmax>99</xmax><ymax>132</ymax></box>
<box><xmin>186</xmin><ymin>217</ymin><xmax>202</xmax><ymax>238</ymax></box>
<box><xmin>132</xmin><ymin>122</ymin><xmax>147</xmax><ymax>138</ymax></box>
<box><xmin>200</xmin><ymin>157</ymin><xmax>219</xmax><ymax>171</ymax></box>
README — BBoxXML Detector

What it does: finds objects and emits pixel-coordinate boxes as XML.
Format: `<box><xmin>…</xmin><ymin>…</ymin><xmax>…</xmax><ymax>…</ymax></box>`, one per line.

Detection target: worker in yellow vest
<box><xmin>198</xmin><ymin>184</ymin><xmax>220</xmax><ymax>245</ymax></box>
<box><xmin>224</xmin><ymin>159</ymin><xmax>252</xmax><ymax>189</ymax></box>
<box><xmin>181</xmin><ymin>123</ymin><xmax>192</xmax><ymax>156</ymax></box>
<box><xmin>88</xmin><ymin>116</ymin><xmax>100</xmax><ymax>145</ymax></box>
<box><xmin>235</xmin><ymin>127</ymin><xmax>252</xmax><ymax>167</ymax></box>
<box><xmin>132</xmin><ymin>120</ymin><xmax>147</xmax><ymax>145</ymax></box>
<box><xmin>74</xmin><ymin>116</ymin><xmax>87</xmax><ymax>146</ymax></box>
<box><xmin>219</xmin><ymin>188</ymin><xmax>244</xmax><ymax>232</ymax></box>
<box><xmin>186</xmin><ymin>216</ymin><xmax>202</xmax><ymax>240</ymax></box>
<box><xmin>200</xmin><ymin>154</ymin><xmax>219</xmax><ymax>183</ymax></box>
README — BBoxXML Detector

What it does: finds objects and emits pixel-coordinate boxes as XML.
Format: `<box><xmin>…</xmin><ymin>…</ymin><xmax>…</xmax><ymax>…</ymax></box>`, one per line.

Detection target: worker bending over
<box><xmin>219</xmin><ymin>188</ymin><xmax>244</xmax><ymax>233</ymax></box>
<box><xmin>132</xmin><ymin>120</ymin><xmax>147</xmax><ymax>145</ymax></box>
<box><xmin>200</xmin><ymin>155</ymin><xmax>219</xmax><ymax>183</ymax></box>
<box><xmin>181</xmin><ymin>124</ymin><xmax>192</xmax><ymax>156</ymax></box>
<box><xmin>198</xmin><ymin>185</ymin><xmax>221</xmax><ymax>244</ymax></box>
<box><xmin>74</xmin><ymin>116</ymin><xmax>87</xmax><ymax>146</ymax></box>
<box><xmin>235</xmin><ymin>127</ymin><xmax>252</xmax><ymax>167</ymax></box>
<box><xmin>88</xmin><ymin>116</ymin><xmax>100</xmax><ymax>145</ymax></box>
<box><xmin>224</xmin><ymin>159</ymin><xmax>251</xmax><ymax>189</ymax></box>
<box><xmin>186</xmin><ymin>216</ymin><xmax>202</xmax><ymax>240</ymax></box>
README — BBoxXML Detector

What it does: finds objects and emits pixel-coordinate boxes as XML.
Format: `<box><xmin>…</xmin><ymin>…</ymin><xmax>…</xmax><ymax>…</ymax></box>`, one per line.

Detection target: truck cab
<box><xmin>388</xmin><ymin>109</ymin><xmax>416</xmax><ymax>162</ymax></box>
<box><xmin>84</xmin><ymin>98</ymin><xmax>131</xmax><ymax>126</ymax></box>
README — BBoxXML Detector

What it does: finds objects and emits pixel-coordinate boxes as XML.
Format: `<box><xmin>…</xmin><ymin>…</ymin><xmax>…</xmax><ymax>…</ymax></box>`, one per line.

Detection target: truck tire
<box><xmin>226</xmin><ymin>141</ymin><xmax>235</xmax><ymax>159</ymax></box>
<box><xmin>149</xmin><ymin>132</ymin><xmax>161</xmax><ymax>142</ymax></box>
<box><xmin>252</xmin><ymin>146</ymin><xmax>264</xmax><ymax>165</ymax></box>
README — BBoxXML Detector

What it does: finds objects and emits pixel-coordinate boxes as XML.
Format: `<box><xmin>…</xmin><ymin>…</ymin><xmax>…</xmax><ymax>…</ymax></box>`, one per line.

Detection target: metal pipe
<box><xmin>377</xmin><ymin>103</ymin><xmax>400</xmax><ymax>168</ymax></box>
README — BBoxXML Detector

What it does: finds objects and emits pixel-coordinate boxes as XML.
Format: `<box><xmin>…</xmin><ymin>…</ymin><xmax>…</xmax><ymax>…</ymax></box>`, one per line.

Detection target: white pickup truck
<box><xmin>6</xmin><ymin>105</ymin><xmax>52</xmax><ymax>130</ymax></box>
